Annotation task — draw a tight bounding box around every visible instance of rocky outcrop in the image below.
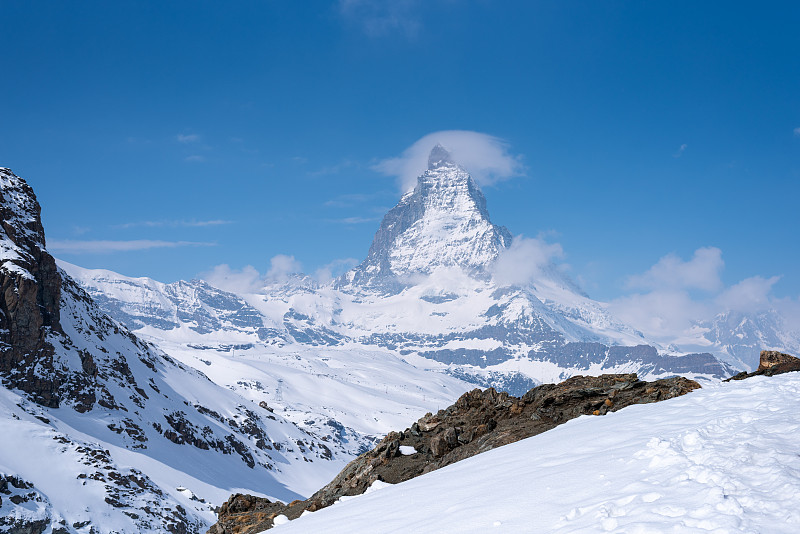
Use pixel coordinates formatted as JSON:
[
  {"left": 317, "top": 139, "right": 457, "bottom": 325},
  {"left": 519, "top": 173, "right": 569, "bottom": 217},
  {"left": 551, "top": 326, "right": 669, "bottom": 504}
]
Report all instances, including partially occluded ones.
[
  {"left": 0, "top": 168, "right": 63, "bottom": 407},
  {"left": 208, "top": 373, "right": 700, "bottom": 534},
  {"left": 725, "top": 350, "right": 800, "bottom": 381}
]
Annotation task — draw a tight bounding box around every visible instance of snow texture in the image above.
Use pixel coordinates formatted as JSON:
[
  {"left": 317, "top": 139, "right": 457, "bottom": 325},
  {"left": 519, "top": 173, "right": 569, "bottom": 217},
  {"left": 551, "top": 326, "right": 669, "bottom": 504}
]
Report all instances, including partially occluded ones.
[{"left": 266, "top": 373, "right": 800, "bottom": 533}]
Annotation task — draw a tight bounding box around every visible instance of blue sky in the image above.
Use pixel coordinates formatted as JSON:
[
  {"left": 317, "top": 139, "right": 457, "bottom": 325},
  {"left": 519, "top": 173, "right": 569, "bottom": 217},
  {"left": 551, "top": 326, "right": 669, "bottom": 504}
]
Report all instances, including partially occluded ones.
[{"left": 1, "top": 1, "right": 798, "bottom": 316}]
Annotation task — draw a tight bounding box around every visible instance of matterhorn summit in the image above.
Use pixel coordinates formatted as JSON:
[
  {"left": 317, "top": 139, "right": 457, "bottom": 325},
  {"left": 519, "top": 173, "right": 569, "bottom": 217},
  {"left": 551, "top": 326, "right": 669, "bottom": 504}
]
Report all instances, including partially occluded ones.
[{"left": 342, "top": 145, "right": 512, "bottom": 291}]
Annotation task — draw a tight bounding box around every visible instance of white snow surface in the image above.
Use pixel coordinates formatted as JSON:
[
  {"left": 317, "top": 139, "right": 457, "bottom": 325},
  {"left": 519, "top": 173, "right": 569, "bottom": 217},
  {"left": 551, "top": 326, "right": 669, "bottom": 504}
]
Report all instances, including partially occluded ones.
[
  {"left": 0, "top": 270, "right": 350, "bottom": 532},
  {"left": 386, "top": 162, "right": 507, "bottom": 276},
  {"left": 269, "top": 373, "right": 800, "bottom": 533}
]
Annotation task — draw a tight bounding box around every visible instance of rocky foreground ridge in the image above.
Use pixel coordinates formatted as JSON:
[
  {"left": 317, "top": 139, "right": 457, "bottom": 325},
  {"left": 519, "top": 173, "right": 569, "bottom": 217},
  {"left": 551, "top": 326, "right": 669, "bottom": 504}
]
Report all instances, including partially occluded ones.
[
  {"left": 209, "top": 372, "right": 703, "bottom": 534},
  {"left": 211, "top": 349, "right": 800, "bottom": 534}
]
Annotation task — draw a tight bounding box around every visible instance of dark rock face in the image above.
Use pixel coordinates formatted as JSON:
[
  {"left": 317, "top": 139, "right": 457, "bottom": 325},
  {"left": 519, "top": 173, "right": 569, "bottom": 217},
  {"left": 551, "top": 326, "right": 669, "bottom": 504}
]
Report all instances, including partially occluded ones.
[
  {"left": 0, "top": 168, "right": 63, "bottom": 407},
  {"left": 725, "top": 350, "right": 800, "bottom": 381},
  {"left": 208, "top": 373, "right": 700, "bottom": 534}
]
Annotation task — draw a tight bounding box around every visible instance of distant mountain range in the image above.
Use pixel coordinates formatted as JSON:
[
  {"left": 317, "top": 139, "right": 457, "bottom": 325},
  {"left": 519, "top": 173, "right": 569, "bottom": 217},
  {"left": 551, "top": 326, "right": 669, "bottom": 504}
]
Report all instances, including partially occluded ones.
[
  {"left": 65, "top": 146, "right": 797, "bottom": 402},
  {"left": 1, "top": 148, "right": 798, "bottom": 532}
]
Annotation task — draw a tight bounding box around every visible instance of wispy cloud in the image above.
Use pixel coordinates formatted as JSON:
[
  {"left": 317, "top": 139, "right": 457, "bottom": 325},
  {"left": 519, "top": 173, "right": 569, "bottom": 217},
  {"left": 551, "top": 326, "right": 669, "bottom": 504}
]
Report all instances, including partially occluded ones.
[
  {"left": 339, "top": 0, "right": 422, "bottom": 39},
  {"left": 309, "top": 159, "right": 358, "bottom": 177},
  {"left": 201, "top": 255, "right": 358, "bottom": 292},
  {"left": 325, "top": 193, "right": 374, "bottom": 208},
  {"left": 71, "top": 225, "right": 91, "bottom": 236},
  {"left": 115, "top": 219, "right": 233, "bottom": 229},
  {"left": 375, "top": 130, "right": 525, "bottom": 192},
  {"left": 626, "top": 247, "right": 724, "bottom": 293},
  {"left": 185, "top": 155, "right": 205, "bottom": 163},
  {"left": 326, "top": 216, "right": 379, "bottom": 224},
  {"left": 609, "top": 248, "right": 799, "bottom": 356},
  {"left": 673, "top": 143, "right": 687, "bottom": 158},
  {"left": 201, "top": 255, "right": 303, "bottom": 293},
  {"left": 315, "top": 258, "right": 358, "bottom": 283},
  {"left": 491, "top": 236, "right": 564, "bottom": 287},
  {"left": 201, "top": 264, "right": 264, "bottom": 294},
  {"left": 794, "top": 127, "right": 800, "bottom": 136},
  {"left": 49, "top": 240, "right": 216, "bottom": 254},
  {"left": 177, "top": 133, "right": 200, "bottom": 143}
]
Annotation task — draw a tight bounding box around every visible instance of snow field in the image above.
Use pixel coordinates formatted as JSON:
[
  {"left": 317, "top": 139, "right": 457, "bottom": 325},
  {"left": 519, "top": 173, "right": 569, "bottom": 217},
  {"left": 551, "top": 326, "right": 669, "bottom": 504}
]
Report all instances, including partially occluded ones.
[{"left": 268, "top": 374, "right": 800, "bottom": 533}]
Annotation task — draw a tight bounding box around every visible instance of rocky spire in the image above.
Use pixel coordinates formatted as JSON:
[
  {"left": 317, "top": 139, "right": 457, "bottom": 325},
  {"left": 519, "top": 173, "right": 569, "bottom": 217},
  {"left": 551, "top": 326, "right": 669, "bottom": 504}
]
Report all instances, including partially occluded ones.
[
  {"left": 427, "top": 143, "right": 454, "bottom": 169},
  {"left": 340, "top": 146, "right": 512, "bottom": 292}
]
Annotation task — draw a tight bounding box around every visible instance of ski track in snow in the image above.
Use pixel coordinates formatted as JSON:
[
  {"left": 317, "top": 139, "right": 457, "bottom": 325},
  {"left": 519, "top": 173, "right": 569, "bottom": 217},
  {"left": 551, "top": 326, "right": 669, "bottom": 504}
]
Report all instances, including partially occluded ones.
[{"left": 268, "top": 374, "right": 800, "bottom": 533}]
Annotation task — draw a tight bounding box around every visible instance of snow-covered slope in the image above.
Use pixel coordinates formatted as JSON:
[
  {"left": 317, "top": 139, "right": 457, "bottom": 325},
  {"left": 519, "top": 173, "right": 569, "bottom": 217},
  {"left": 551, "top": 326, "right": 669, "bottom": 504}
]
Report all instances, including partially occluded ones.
[
  {"left": 60, "top": 260, "right": 472, "bottom": 458},
  {"left": 268, "top": 372, "right": 800, "bottom": 533},
  {"left": 0, "top": 168, "right": 351, "bottom": 533}
]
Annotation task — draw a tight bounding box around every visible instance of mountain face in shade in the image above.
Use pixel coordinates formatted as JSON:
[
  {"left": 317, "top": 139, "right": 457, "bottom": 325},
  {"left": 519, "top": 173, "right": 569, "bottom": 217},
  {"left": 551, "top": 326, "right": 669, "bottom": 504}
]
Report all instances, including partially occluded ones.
[
  {"left": 0, "top": 168, "right": 63, "bottom": 407},
  {"left": 340, "top": 145, "right": 512, "bottom": 291}
]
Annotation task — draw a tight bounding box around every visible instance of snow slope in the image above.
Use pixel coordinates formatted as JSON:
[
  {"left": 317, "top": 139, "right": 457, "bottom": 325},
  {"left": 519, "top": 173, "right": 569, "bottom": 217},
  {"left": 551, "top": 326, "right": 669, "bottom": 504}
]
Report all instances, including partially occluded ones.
[{"left": 269, "top": 372, "right": 800, "bottom": 533}]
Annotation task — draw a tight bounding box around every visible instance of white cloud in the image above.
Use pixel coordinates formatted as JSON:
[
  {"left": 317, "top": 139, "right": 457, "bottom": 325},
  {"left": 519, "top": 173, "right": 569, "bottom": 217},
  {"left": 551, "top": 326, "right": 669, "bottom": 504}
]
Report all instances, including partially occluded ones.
[
  {"left": 185, "top": 155, "right": 205, "bottom": 163},
  {"left": 673, "top": 143, "right": 687, "bottom": 158},
  {"left": 608, "top": 290, "right": 710, "bottom": 341},
  {"left": 716, "top": 275, "right": 781, "bottom": 313},
  {"left": 610, "top": 247, "right": 798, "bottom": 347},
  {"left": 314, "top": 258, "right": 359, "bottom": 284},
  {"left": 265, "top": 254, "right": 303, "bottom": 283},
  {"left": 626, "top": 247, "right": 724, "bottom": 292},
  {"left": 774, "top": 297, "right": 800, "bottom": 326},
  {"left": 48, "top": 240, "right": 215, "bottom": 254},
  {"left": 177, "top": 134, "right": 200, "bottom": 143},
  {"left": 374, "top": 130, "right": 525, "bottom": 192},
  {"left": 201, "top": 264, "right": 264, "bottom": 294},
  {"left": 491, "top": 236, "right": 564, "bottom": 287},
  {"left": 794, "top": 127, "right": 800, "bottom": 136},
  {"left": 116, "top": 219, "right": 233, "bottom": 229},
  {"left": 202, "top": 255, "right": 357, "bottom": 292}
]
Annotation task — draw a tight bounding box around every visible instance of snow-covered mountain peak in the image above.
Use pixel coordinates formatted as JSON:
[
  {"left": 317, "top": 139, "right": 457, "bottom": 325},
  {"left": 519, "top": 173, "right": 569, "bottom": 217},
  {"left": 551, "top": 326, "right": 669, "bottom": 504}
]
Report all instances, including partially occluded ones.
[
  {"left": 427, "top": 143, "right": 455, "bottom": 169},
  {"left": 341, "top": 146, "right": 512, "bottom": 292}
]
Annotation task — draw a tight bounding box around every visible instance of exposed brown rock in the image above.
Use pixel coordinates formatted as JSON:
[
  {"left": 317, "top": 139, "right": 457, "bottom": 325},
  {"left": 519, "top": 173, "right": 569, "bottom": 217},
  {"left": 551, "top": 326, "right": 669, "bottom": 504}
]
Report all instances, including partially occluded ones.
[
  {"left": 725, "top": 350, "right": 800, "bottom": 381},
  {"left": 0, "top": 168, "right": 63, "bottom": 407},
  {"left": 757, "top": 350, "right": 799, "bottom": 372},
  {"left": 208, "top": 373, "right": 700, "bottom": 534}
]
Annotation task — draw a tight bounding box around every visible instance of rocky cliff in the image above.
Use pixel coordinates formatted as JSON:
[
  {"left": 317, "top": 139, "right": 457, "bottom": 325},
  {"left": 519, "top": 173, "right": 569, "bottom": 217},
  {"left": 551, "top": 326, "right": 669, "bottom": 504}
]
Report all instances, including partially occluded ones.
[
  {"left": 0, "top": 168, "right": 63, "bottom": 407},
  {"left": 208, "top": 372, "right": 701, "bottom": 534}
]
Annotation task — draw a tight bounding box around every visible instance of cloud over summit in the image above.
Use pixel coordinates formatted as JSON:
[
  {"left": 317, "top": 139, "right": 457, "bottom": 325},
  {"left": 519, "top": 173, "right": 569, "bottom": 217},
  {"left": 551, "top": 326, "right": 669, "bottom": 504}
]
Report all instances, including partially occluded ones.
[{"left": 374, "top": 130, "right": 525, "bottom": 192}]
